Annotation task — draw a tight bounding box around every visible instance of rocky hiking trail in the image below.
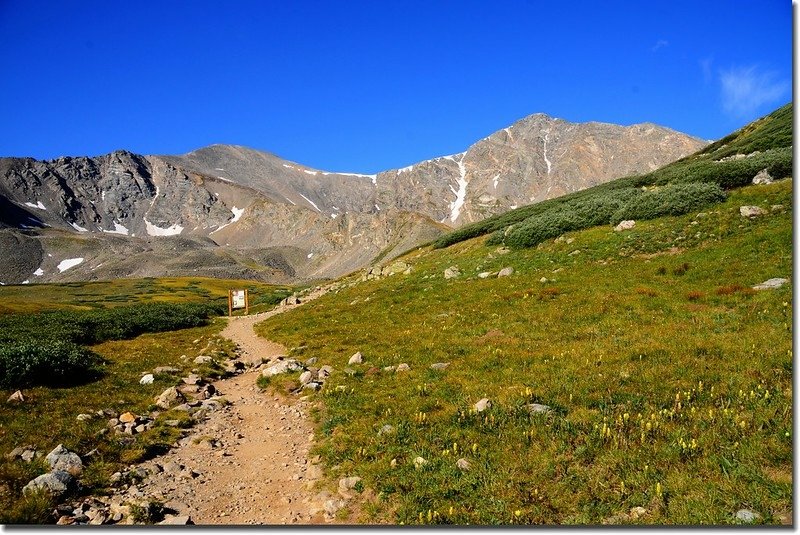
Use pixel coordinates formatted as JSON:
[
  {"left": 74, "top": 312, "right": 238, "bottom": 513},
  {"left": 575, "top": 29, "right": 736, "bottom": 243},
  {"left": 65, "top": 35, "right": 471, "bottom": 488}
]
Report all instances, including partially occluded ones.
[{"left": 132, "top": 286, "right": 352, "bottom": 525}]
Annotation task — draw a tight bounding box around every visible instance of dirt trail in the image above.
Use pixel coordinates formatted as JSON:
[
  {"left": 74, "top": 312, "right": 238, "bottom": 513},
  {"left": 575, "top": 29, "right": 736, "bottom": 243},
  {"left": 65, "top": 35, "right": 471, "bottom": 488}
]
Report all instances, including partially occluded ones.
[{"left": 135, "top": 288, "right": 339, "bottom": 525}]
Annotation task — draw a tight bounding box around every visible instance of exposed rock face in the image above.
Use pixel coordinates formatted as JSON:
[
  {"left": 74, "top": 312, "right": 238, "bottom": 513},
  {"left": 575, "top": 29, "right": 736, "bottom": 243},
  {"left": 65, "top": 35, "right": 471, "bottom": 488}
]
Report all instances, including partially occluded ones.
[{"left": 0, "top": 115, "right": 705, "bottom": 284}]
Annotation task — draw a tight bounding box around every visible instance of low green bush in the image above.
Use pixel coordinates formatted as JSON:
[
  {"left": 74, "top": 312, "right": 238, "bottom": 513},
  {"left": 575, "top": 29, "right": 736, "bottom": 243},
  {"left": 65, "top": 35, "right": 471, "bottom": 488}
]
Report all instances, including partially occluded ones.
[
  {"left": 0, "top": 340, "right": 105, "bottom": 389},
  {"left": 610, "top": 183, "right": 726, "bottom": 225}
]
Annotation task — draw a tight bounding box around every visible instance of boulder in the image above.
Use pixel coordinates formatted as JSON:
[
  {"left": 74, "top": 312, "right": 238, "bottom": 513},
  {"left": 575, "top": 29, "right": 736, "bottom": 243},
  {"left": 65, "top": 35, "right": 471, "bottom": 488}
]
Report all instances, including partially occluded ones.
[
  {"left": 497, "top": 267, "right": 514, "bottom": 277},
  {"left": 474, "top": 398, "right": 492, "bottom": 412},
  {"left": 526, "top": 403, "right": 552, "bottom": 414},
  {"left": 7, "top": 390, "right": 25, "bottom": 403},
  {"left": 154, "top": 387, "right": 185, "bottom": 409},
  {"left": 182, "top": 374, "right": 203, "bottom": 385},
  {"left": 348, "top": 352, "right": 363, "bottom": 365},
  {"left": 318, "top": 365, "right": 333, "bottom": 379},
  {"left": 119, "top": 412, "right": 137, "bottom": 424},
  {"left": 614, "top": 220, "right": 636, "bottom": 232},
  {"left": 752, "top": 169, "right": 773, "bottom": 185},
  {"left": 740, "top": 205, "right": 767, "bottom": 218},
  {"left": 444, "top": 266, "right": 461, "bottom": 279},
  {"left": 735, "top": 509, "right": 760, "bottom": 523},
  {"left": 752, "top": 278, "right": 788, "bottom": 290},
  {"left": 139, "top": 374, "right": 154, "bottom": 385},
  {"left": 23, "top": 470, "right": 77, "bottom": 498},
  {"left": 260, "top": 359, "right": 304, "bottom": 377}
]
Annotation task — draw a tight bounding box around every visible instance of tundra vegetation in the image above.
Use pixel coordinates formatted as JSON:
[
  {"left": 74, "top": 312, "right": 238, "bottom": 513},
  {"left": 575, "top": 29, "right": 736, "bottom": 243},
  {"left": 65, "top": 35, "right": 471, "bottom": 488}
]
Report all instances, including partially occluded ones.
[{"left": 0, "top": 278, "right": 290, "bottom": 523}]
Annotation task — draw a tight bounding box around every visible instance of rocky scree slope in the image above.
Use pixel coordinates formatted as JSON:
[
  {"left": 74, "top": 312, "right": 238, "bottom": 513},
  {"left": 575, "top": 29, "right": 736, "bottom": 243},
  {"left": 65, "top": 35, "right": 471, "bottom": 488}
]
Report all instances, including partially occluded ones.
[{"left": 0, "top": 114, "right": 704, "bottom": 284}]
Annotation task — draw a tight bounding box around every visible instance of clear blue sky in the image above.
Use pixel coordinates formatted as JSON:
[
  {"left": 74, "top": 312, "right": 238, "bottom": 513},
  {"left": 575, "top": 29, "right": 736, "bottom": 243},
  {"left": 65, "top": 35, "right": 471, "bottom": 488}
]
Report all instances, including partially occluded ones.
[{"left": 0, "top": 0, "right": 791, "bottom": 174}]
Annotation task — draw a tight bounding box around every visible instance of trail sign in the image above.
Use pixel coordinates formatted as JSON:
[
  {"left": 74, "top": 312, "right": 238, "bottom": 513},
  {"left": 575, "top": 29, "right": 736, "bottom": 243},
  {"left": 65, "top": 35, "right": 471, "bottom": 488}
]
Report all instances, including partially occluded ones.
[{"left": 228, "top": 289, "right": 249, "bottom": 316}]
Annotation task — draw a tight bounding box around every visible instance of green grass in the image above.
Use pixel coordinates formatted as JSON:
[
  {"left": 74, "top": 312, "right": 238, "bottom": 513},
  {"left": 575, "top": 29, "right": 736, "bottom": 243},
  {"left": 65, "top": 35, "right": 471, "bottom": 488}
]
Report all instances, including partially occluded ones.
[
  {"left": 0, "top": 276, "right": 292, "bottom": 523},
  {"left": 0, "top": 276, "right": 292, "bottom": 315},
  {"left": 254, "top": 179, "right": 792, "bottom": 525}
]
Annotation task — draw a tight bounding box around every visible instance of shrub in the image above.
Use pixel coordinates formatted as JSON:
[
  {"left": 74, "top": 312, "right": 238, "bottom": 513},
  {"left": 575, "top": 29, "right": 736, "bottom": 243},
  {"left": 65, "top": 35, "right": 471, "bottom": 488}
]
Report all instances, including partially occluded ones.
[
  {"left": 610, "top": 183, "right": 726, "bottom": 225},
  {"left": 0, "top": 340, "right": 105, "bottom": 389}
]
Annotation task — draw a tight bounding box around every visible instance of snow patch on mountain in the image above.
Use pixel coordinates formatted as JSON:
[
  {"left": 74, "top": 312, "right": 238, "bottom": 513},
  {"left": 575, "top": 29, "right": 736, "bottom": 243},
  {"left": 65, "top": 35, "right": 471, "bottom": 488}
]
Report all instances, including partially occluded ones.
[
  {"left": 144, "top": 218, "right": 184, "bottom": 236},
  {"left": 24, "top": 201, "right": 47, "bottom": 210},
  {"left": 298, "top": 193, "right": 321, "bottom": 212},
  {"left": 57, "top": 257, "right": 84, "bottom": 272},
  {"left": 103, "top": 221, "right": 130, "bottom": 235}
]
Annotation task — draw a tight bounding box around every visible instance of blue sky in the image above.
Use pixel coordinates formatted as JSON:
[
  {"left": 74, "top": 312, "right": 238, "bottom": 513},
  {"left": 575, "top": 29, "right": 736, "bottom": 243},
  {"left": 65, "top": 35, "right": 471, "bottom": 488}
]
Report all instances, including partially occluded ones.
[{"left": 0, "top": 0, "right": 791, "bottom": 174}]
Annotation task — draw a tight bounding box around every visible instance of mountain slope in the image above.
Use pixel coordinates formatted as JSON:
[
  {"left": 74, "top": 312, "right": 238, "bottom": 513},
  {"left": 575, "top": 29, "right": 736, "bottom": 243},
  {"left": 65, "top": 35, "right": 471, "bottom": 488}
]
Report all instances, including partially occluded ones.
[{"left": 0, "top": 113, "right": 706, "bottom": 284}]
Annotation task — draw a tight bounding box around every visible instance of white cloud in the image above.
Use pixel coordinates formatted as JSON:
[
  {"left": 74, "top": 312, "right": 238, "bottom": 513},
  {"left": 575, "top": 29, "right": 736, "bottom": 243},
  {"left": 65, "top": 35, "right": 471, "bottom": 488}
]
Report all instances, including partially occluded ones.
[
  {"left": 651, "top": 39, "right": 669, "bottom": 52},
  {"left": 719, "top": 65, "right": 789, "bottom": 117}
]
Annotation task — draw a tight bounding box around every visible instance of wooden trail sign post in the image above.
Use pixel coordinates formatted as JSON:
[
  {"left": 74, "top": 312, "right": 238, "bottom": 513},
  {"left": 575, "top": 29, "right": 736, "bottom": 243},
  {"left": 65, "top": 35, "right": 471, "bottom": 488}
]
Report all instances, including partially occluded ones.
[{"left": 228, "top": 289, "right": 249, "bottom": 316}]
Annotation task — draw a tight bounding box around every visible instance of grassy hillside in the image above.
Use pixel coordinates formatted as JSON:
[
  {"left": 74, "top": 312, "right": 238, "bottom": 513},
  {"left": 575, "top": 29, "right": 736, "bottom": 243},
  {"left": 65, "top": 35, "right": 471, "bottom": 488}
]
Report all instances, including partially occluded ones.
[
  {"left": 433, "top": 102, "right": 792, "bottom": 250},
  {"left": 255, "top": 178, "right": 792, "bottom": 525}
]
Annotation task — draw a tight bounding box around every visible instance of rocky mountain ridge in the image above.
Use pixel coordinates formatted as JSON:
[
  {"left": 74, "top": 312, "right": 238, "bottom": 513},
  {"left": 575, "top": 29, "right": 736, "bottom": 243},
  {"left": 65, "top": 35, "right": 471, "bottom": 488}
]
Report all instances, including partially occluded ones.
[{"left": 0, "top": 113, "right": 707, "bottom": 284}]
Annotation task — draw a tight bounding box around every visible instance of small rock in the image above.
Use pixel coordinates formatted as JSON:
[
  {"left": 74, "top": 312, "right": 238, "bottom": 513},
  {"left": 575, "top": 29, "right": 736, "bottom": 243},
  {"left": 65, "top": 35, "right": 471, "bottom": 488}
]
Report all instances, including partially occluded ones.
[
  {"left": 771, "top": 204, "right": 785, "bottom": 212},
  {"left": 752, "top": 277, "right": 788, "bottom": 290},
  {"left": 740, "top": 205, "right": 767, "bottom": 218},
  {"left": 497, "top": 267, "right": 514, "bottom": 277},
  {"left": 395, "top": 363, "right": 410, "bottom": 372},
  {"left": 76, "top": 413, "right": 93, "bottom": 422},
  {"left": 154, "top": 387, "right": 185, "bottom": 410},
  {"left": 303, "top": 382, "right": 321, "bottom": 391},
  {"left": 323, "top": 498, "right": 345, "bottom": 516},
  {"left": 182, "top": 374, "right": 203, "bottom": 385},
  {"left": 568, "top": 249, "right": 581, "bottom": 256},
  {"left": 305, "top": 357, "right": 318, "bottom": 366},
  {"left": 751, "top": 168, "right": 773, "bottom": 185},
  {"left": 139, "top": 374, "right": 154, "bottom": 385},
  {"left": 413, "top": 456, "right": 428, "bottom": 469},
  {"left": 194, "top": 355, "right": 213, "bottom": 365},
  {"left": 7, "top": 390, "right": 24, "bottom": 403},
  {"left": 456, "top": 458, "right": 470, "bottom": 471},
  {"left": 539, "top": 277, "right": 549, "bottom": 283},
  {"left": 160, "top": 515, "right": 193, "bottom": 525},
  {"left": 377, "top": 424, "right": 395, "bottom": 436},
  {"left": 526, "top": 403, "right": 552, "bottom": 414},
  {"left": 348, "top": 352, "right": 363, "bottom": 365},
  {"left": 496, "top": 247, "right": 510, "bottom": 254},
  {"left": 383, "top": 366, "right": 396, "bottom": 372},
  {"left": 444, "top": 266, "right": 461, "bottom": 279},
  {"left": 260, "top": 359, "right": 304, "bottom": 377},
  {"left": 478, "top": 272, "right": 492, "bottom": 279},
  {"left": 629, "top": 506, "right": 647, "bottom": 519},
  {"left": 318, "top": 365, "right": 333, "bottom": 379},
  {"left": 430, "top": 362, "right": 450, "bottom": 370},
  {"left": 474, "top": 398, "right": 492, "bottom": 412},
  {"left": 735, "top": 509, "right": 760, "bottom": 523},
  {"left": 119, "top": 412, "right": 136, "bottom": 424},
  {"left": 614, "top": 220, "right": 636, "bottom": 232},
  {"left": 338, "top": 476, "right": 362, "bottom": 496},
  {"left": 23, "top": 470, "right": 76, "bottom": 498},
  {"left": 45, "top": 444, "right": 83, "bottom": 476},
  {"left": 299, "top": 370, "right": 316, "bottom": 385}
]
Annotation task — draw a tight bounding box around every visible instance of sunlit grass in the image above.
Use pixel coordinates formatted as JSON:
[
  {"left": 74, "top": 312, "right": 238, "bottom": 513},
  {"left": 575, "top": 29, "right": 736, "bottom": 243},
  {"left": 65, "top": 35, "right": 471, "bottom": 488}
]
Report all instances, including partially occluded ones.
[{"left": 254, "top": 179, "right": 792, "bottom": 525}]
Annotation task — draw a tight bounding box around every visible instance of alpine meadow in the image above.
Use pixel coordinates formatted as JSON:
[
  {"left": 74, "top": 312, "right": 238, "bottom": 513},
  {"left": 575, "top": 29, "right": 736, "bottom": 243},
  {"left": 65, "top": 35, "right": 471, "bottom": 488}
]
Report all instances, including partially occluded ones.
[{"left": 0, "top": 96, "right": 791, "bottom": 526}]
